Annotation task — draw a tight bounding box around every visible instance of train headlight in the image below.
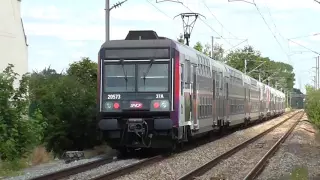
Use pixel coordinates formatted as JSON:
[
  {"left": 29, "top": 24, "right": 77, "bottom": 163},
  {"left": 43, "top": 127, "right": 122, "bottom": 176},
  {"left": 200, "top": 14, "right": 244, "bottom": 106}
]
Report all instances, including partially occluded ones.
[
  {"left": 104, "top": 101, "right": 120, "bottom": 110},
  {"left": 104, "top": 102, "right": 113, "bottom": 110},
  {"left": 151, "top": 100, "right": 169, "bottom": 111}
]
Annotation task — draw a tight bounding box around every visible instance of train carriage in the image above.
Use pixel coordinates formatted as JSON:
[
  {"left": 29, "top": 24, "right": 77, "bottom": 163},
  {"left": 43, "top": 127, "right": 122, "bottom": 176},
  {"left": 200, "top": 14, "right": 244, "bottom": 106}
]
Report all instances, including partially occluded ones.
[{"left": 97, "top": 30, "right": 285, "bottom": 153}]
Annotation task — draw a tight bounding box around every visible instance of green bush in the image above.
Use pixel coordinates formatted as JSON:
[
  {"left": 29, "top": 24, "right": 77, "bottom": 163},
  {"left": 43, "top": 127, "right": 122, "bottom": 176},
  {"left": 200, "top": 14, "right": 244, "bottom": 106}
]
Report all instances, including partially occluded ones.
[
  {"left": 28, "top": 58, "right": 101, "bottom": 157},
  {"left": 0, "top": 64, "right": 45, "bottom": 161},
  {"left": 304, "top": 85, "right": 320, "bottom": 129}
]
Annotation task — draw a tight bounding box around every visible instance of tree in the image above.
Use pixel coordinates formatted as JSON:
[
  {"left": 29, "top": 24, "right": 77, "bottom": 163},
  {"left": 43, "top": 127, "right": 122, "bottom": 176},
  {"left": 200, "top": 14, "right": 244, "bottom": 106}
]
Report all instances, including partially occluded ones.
[
  {"left": 177, "top": 34, "right": 184, "bottom": 44},
  {"left": 192, "top": 41, "right": 225, "bottom": 61},
  {"left": 212, "top": 44, "right": 224, "bottom": 61},
  {"left": 304, "top": 84, "right": 320, "bottom": 128},
  {"left": 203, "top": 43, "right": 211, "bottom": 56},
  {"left": 0, "top": 64, "right": 45, "bottom": 160},
  {"left": 225, "top": 45, "right": 295, "bottom": 91},
  {"left": 28, "top": 58, "right": 101, "bottom": 157},
  {"left": 193, "top": 41, "right": 203, "bottom": 52}
]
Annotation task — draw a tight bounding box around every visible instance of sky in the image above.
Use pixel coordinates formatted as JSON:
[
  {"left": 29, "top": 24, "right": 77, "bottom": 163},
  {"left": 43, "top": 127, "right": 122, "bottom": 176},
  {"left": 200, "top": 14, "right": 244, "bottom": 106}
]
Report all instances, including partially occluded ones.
[{"left": 21, "top": 0, "right": 320, "bottom": 93}]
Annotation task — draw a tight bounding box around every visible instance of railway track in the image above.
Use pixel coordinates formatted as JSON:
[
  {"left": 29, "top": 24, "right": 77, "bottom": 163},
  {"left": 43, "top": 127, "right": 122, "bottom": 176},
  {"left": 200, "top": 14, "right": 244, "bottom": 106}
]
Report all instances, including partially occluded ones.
[
  {"left": 89, "top": 155, "right": 165, "bottom": 180},
  {"left": 244, "top": 111, "right": 304, "bottom": 180},
  {"left": 27, "top": 111, "right": 293, "bottom": 180},
  {"left": 177, "top": 110, "right": 304, "bottom": 180},
  {"left": 30, "top": 157, "right": 116, "bottom": 180}
]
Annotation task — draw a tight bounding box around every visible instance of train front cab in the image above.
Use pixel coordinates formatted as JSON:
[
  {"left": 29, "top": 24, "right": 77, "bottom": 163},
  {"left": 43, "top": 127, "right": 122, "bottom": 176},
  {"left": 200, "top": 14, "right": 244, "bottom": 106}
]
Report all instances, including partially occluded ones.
[{"left": 97, "top": 41, "right": 181, "bottom": 151}]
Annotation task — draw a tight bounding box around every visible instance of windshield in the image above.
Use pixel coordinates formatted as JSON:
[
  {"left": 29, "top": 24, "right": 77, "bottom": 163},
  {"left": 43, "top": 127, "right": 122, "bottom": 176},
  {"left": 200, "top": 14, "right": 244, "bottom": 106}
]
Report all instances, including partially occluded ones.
[
  {"left": 138, "top": 63, "right": 169, "bottom": 92},
  {"left": 104, "top": 64, "right": 135, "bottom": 92},
  {"left": 103, "top": 62, "right": 169, "bottom": 92}
]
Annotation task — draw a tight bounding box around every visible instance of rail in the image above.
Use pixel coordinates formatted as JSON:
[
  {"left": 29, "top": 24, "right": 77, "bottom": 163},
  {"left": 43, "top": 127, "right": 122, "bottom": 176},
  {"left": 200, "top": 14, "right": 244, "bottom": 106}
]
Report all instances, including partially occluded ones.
[{"left": 177, "top": 110, "right": 302, "bottom": 180}]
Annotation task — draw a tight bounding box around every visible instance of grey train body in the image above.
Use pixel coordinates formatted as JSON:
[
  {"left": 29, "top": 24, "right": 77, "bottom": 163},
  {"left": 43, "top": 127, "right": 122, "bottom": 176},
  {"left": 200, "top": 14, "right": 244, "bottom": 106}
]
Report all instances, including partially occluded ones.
[{"left": 97, "top": 30, "right": 286, "bottom": 152}]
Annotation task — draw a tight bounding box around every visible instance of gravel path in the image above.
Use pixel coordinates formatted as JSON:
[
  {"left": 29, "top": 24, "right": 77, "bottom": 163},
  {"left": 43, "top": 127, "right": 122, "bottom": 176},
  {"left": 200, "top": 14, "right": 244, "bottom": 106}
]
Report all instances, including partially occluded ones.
[
  {"left": 113, "top": 112, "right": 297, "bottom": 180},
  {"left": 65, "top": 158, "right": 143, "bottom": 180},
  {"left": 198, "top": 113, "right": 300, "bottom": 180},
  {"left": 4, "top": 155, "right": 113, "bottom": 180},
  {"left": 257, "top": 113, "right": 320, "bottom": 180}
]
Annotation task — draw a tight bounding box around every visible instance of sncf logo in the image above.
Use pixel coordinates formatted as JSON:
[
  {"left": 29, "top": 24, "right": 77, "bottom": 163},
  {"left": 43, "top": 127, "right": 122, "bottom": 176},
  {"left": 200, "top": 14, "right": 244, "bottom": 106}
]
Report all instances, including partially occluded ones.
[{"left": 130, "top": 101, "right": 143, "bottom": 108}]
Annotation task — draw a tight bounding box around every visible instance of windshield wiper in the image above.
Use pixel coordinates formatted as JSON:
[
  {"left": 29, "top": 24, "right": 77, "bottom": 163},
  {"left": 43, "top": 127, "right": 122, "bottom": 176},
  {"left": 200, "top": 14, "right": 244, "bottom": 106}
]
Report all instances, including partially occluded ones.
[
  {"left": 120, "top": 59, "right": 128, "bottom": 90},
  {"left": 142, "top": 59, "right": 154, "bottom": 87}
]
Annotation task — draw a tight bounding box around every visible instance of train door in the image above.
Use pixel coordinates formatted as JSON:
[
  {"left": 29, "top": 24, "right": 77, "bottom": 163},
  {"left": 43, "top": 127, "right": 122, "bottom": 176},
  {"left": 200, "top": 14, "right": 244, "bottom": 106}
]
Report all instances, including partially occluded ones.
[
  {"left": 243, "top": 84, "right": 248, "bottom": 118},
  {"left": 219, "top": 72, "right": 224, "bottom": 120},
  {"left": 191, "top": 64, "right": 199, "bottom": 130},
  {"left": 212, "top": 70, "right": 216, "bottom": 124},
  {"left": 225, "top": 76, "right": 229, "bottom": 121},
  {"left": 179, "top": 63, "right": 185, "bottom": 126},
  {"left": 216, "top": 71, "right": 222, "bottom": 121}
]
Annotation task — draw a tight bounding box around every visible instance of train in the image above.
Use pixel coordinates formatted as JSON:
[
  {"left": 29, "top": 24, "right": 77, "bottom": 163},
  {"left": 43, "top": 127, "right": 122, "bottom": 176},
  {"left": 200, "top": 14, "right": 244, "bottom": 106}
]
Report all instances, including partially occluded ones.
[{"left": 97, "top": 30, "right": 286, "bottom": 155}]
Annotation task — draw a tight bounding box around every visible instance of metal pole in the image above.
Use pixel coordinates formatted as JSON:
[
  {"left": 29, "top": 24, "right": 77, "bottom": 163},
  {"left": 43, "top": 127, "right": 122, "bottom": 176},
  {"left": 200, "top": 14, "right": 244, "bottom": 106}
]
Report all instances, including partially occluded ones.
[
  {"left": 105, "top": 0, "right": 110, "bottom": 41},
  {"left": 211, "top": 36, "right": 214, "bottom": 59},
  {"left": 259, "top": 73, "right": 261, "bottom": 82}
]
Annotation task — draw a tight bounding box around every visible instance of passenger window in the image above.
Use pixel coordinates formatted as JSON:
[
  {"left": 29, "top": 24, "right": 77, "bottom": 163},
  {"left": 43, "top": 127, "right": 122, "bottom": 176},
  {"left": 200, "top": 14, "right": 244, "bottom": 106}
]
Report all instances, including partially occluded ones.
[{"left": 186, "top": 60, "right": 191, "bottom": 83}]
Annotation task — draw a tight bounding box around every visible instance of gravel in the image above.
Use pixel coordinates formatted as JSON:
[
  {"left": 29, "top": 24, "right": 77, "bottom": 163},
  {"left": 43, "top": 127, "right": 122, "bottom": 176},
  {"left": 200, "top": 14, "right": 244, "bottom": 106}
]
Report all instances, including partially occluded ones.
[
  {"left": 66, "top": 158, "right": 143, "bottom": 180},
  {"left": 257, "top": 113, "right": 320, "bottom": 180},
  {"left": 198, "top": 113, "right": 299, "bottom": 180},
  {"left": 4, "top": 155, "right": 113, "bottom": 180},
  {"left": 112, "top": 112, "right": 297, "bottom": 180}
]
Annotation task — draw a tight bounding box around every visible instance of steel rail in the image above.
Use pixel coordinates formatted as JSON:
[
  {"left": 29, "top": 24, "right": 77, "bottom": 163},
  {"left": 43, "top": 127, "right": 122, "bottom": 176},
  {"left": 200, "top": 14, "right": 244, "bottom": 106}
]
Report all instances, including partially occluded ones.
[
  {"left": 90, "top": 155, "right": 165, "bottom": 180},
  {"left": 30, "top": 157, "right": 115, "bottom": 180},
  {"left": 243, "top": 111, "right": 304, "bottom": 179},
  {"left": 177, "top": 110, "right": 302, "bottom": 180}
]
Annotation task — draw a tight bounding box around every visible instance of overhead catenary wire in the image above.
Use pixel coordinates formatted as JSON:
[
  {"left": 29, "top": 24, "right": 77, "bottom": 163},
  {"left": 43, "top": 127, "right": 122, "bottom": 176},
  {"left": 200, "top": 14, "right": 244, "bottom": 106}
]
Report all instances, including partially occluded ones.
[
  {"left": 289, "top": 33, "right": 320, "bottom": 40},
  {"left": 288, "top": 39, "right": 320, "bottom": 55},
  {"left": 202, "top": 1, "right": 239, "bottom": 39},
  {"left": 265, "top": 6, "right": 287, "bottom": 44},
  {"left": 146, "top": 0, "right": 172, "bottom": 19},
  {"left": 251, "top": 0, "right": 291, "bottom": 63},
  {"left": 148, "top": 0, "right": 247, "bottom": 49},
  {"left": 179, "top": 3, "right": 235, "bottom": 47}
]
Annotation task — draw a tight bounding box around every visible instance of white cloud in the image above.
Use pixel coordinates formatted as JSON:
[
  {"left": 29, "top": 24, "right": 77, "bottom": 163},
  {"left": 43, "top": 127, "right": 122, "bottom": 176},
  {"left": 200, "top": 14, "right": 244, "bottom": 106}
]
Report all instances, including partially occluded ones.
[
  {"left": 24, "top": 22, "right": 135, "bottom": 40},
  {"left": 110, "top": 3, "right": 175, "bottom": 21},
  {"left": 309, "top": 33, "right": 320, "bottom": 41},
  {"left": 256, "top": 0, "right": 320, "bottom": 10},
  {"left": 22, "top": 5, "right": 62, "bottom": 20},
  {"left": 288, "top": 39, "right": 308, "bottom": 49},
  {"left": 67, "top": 41, "right": 86, "bottom": 48},
  {"left": 37, "top": 50, "right": 54, "bottom": 56},
  {"left": 71, "top": 52, "right": 86, "bottom": 60}
]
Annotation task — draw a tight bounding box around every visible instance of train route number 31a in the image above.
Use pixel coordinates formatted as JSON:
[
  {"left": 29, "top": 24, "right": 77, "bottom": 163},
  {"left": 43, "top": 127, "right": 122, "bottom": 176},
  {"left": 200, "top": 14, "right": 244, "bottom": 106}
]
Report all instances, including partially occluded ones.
[{"left": 156, "top": 94, "right": 164, "bottom": 99}]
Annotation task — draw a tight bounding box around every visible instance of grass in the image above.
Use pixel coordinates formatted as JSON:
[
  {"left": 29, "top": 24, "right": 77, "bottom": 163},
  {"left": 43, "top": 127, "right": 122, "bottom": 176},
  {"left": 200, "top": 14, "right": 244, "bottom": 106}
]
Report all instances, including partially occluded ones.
[
  {"left": 0, "top": 145, "right": 53, "bottom": 178},
  {"left": 83, "top": 144, "right": 116, "bottom": 158},
  {"left": 290, "top": 167, "right": 308, "bottom": 180},
  {"left": 0, "top": 159, "right": 28, "bottom": 177}
]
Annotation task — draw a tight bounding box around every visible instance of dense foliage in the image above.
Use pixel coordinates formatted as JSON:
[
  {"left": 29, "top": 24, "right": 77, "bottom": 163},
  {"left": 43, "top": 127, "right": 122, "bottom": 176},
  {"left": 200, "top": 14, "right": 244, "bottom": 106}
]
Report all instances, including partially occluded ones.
[
  {"left": 28, "top": 58, "right": 100, "bottom": 156},
  {"left": 0, "top": 57, "right": 101, "bottom": 162},
  {"left": 0, "top": 64, "right": 46, "bottom": 161},
  {"left": 304, "top": 85, "right": 320, "bottom": 129}
]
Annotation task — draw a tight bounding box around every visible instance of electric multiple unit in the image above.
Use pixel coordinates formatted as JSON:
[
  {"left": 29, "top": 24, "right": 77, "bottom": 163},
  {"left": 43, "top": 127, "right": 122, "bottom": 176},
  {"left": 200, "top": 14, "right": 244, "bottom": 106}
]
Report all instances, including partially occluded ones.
[{"left": 97, "top": 30, "right": 285, "bottom": 154}]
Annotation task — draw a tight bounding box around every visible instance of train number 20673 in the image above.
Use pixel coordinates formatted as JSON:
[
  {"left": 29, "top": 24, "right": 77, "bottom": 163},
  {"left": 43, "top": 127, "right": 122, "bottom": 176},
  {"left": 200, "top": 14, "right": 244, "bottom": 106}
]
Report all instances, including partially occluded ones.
[{"left": 107, "top": 94, "right": 121, "bottom": 99}]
